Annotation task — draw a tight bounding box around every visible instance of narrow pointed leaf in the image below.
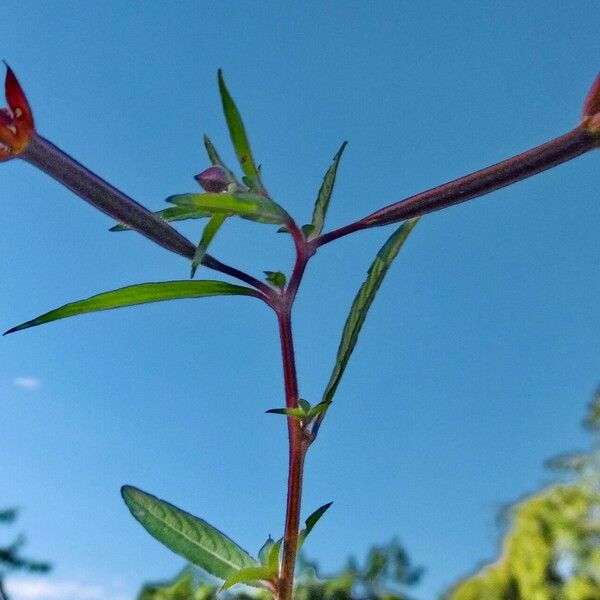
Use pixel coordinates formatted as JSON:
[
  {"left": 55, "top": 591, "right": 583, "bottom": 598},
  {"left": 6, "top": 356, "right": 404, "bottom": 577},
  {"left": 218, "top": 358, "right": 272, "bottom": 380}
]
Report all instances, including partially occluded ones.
[
  {"left": 304, "top": 502, "right": 333, "bottom": 537},
  {"left": 167, "top": 193, "right": 289, "bottom": 225},
  {"left": 220, "top": 566, "right": 274, "bottom": 591},
  {"left": 265, "top": 407, "right": 306, "bottom": 418},
  {"left": 191, "top": 214, "right": 228, "bottom": 278},
  {"left": 321, "top": 218, "right": 419, "bottom": 405},
  {"left": 258, "top": 537, "right": 274, "bottom": 566},
  {"left": 5, "top": 281, "right": 257, "bottom": 334},
  {"left": 309, "top": 142, "right": 347, "bottom": 238},
  {"left": 122, "top": 486, "right": 258, "bottom": 581},
  {"left": 203, "top": 134, "right": 240, "bottom": 186},
  {"left": 217, "top": 70, "right": 264, "bottom": 192},
  {"left": 110, "top": 206, "right": 212, "bottom": 231}
]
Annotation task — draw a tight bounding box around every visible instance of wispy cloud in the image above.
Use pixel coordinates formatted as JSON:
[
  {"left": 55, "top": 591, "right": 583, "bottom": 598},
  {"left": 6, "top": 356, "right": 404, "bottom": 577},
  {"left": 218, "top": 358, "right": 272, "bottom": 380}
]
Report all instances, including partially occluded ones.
[
  {"left": 6, "top": 579, "right": 130, "bottom": 600},
  {"left": 13, "top": 376, "right": 41, "bottom": 390}
]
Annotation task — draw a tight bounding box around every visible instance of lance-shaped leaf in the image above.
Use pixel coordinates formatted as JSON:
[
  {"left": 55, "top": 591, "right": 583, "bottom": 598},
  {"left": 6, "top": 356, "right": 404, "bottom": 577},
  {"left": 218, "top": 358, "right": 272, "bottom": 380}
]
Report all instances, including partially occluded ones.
[
  {"left": 321, "top": 218, "right": 419, "bottom": 406},
  {"left": 167, "top": 193, "right": 289, "bottom": 225},
  {"left": 310, "top": 142, "right": 347, "bottom": 238},
  {"left": 217, "top": 70, "right": 264, "bottom": 193},
  {"left": 110, "top": 206, "right": 212, "bottom": 231},
  {"left": 299, "top": 502, "right": 333, "bottom": 547},
  {"left": 220, "top": 566, "right": 275, "bottom": 591},
  {"left": 191, "top": 214, "right": 228, "bottom": 278},
  {"left": 265, "top": 407, "right": 306, "bottom": 419},
  {"left": 203, "top": 134, "right": 240, "bottom": 186},
  {"left": 5, "top": 281, "right": 257, "bottom": 334},
  {"left": 122, "top": 486, "right": 258, "bottom": 582}
]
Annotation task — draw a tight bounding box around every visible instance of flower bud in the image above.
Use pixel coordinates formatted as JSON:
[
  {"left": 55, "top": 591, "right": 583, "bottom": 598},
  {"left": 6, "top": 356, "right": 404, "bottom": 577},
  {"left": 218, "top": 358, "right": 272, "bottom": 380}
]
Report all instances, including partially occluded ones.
[{"left": 194, "top": 165, "right": 230, "bottom": 193}]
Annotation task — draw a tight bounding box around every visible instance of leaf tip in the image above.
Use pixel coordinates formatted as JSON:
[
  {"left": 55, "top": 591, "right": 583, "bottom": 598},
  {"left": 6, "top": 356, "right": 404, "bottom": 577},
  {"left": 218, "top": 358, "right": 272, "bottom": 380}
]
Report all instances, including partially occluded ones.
[{"left": 4, "top": 323, "right": 24, "bottom": 335}]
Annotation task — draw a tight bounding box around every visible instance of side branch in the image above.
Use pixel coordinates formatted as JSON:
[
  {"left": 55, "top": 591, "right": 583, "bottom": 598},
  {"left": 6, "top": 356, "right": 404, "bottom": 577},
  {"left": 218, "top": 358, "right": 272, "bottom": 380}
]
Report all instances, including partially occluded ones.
[
  {"left": 20, "top": 134, "right": 275, "bottom": 299},
  {"left": 315, "top": 125, "right": 598, "bottom": 248}
]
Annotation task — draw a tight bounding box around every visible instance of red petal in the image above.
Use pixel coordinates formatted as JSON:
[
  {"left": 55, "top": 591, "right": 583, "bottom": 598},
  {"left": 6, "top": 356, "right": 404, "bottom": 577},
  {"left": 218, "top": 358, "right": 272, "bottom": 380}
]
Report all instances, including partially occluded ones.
[{"left": 4, "top": 64, "right": 34, "bottom": 131}]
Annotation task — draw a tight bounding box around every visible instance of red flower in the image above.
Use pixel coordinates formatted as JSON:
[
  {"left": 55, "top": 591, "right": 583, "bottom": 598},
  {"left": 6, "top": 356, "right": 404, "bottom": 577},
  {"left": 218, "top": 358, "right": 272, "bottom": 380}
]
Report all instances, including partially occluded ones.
[{"left": 0, "top": 65, "right": 34, "bottom": 161}]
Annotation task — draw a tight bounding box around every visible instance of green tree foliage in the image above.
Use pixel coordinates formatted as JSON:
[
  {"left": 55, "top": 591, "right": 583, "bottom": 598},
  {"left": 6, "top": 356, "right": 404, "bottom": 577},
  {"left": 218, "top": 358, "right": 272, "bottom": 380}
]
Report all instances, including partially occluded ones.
[
  {"left": 137, "top": 539, "right": 422, "bottom": 600},
  {"left": 0, "top": 508, "right": 51, "bottom": 600},
  {"left": 444, "top": 389, "right": 600, "bottom": 600}
]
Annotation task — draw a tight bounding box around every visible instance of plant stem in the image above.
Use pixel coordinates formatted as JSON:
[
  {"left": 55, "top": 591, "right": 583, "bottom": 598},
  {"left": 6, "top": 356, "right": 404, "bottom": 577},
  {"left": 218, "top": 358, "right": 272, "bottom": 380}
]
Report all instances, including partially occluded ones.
[
  {"left": 276, "top": 222, "right": 313, "bottom": 600},
  {"left": 276, "top": 308, "right": 308, "bottom": 600},
  {"left": 19, "top": 133, "right": 276, "bottom": 300},
  {"left": 314, "top": 125, "right": 598, "bottom": 248}
]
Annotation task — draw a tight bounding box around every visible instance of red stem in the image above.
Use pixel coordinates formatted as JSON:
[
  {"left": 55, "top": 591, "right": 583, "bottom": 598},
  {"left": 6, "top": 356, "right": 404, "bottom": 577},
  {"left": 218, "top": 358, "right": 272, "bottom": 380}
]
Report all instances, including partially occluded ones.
[
  {"left": 314, "top": 125, "right": 597, "bottom": 248},
  {"left": 20, "top": 133, "right": 276, "bottom": 301},
  {"left": 276, "top": 308, "right": 308, "bottom": 600}
]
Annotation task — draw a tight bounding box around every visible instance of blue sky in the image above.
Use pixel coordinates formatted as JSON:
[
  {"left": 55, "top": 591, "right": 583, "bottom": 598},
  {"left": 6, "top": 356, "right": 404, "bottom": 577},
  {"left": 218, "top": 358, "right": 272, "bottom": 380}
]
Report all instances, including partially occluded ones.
[{"left": 1, "top": 2, "right": 599, "bottom": 599}]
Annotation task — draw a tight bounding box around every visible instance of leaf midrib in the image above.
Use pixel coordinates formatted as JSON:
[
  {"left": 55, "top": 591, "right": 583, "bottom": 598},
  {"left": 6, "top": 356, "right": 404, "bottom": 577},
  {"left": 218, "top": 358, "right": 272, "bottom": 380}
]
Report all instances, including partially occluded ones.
[{"left": 136, "top": 500, "right": 253, "bottom": 572}]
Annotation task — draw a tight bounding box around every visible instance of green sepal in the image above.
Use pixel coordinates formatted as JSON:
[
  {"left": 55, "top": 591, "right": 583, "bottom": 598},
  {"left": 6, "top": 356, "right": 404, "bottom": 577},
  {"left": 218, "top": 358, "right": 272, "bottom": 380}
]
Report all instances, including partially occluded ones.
[
  {"left": 4, "top": 281, "right": 257, "bottom": 335},
  {"left": 309, "top": 141, "right": 348, "bottom": 238},
  {"left": 191, "top": 214, "right": 228, "bottom": 278},
  {"left": 217, "top": 70, "right": 264, "bottom": 193},
  {"left": 277, "top": 226, "right": 290, "bottom": 234},
  {"left": 166, "top": 193, "right": 289, "bottom": 225},
  {"left": 220, "top": 566, "right": 274, "bottom": 591},
  {"left": 121, "top": 486, "right": 258, "bottom": 582},
  {"left": 264, "top": 271, "right": 286, "bottom": 289},
  {"left": 110, "top": 206, "right": 212, "bottom": 232}
]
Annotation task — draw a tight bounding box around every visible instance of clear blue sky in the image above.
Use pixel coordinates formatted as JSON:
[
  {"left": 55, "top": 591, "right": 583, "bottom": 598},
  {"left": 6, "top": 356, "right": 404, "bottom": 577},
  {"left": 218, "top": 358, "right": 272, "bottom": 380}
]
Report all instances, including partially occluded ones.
[{"left": 1, "top": 2, "right": 599, "bottom": 600}]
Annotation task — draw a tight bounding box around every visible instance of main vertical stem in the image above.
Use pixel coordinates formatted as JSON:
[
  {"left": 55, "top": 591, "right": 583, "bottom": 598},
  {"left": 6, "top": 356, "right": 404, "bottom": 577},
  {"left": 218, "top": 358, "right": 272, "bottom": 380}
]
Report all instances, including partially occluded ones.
[{"left": 277, "top": 308, "right": 308, "bottom": 600}]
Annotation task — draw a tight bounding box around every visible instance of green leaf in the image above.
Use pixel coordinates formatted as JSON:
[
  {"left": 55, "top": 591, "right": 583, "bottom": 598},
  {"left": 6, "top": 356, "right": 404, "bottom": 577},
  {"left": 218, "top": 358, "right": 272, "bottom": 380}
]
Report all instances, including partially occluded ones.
[
  {"left": 220, "top": 566, "right": 274, "bottom": 591},
  {"left": 299, "top": 398, "right": 311, "bottom": 413},
  {"left": 264, "top": 271, "right": 286, "bottom": 289},
  {"left": 217, "top": 70, "right": 263, "bottom": 193},
  {"left": 321, "top": 218, "right": 419, "bottom": 405},
  {"left": 5, "top": 281, "right": 257, "bottom": 335},
  {"left": 167, "top": 193, "right": 289, "bottom": 225},
  {"left": 301, "top": 224, "right": 316, "bottom": 237},
  {"left": 258, "top": 536, "right": 274, "bottom": 566},
  {"left": 203, "top": 134, "right": 240, "bottom": 186},
  {"left": 191, "top": 214, "right": 228, "bottom": 278},
  {"left": 299, "top": 502, "right": 333, "bottom": 547},
  {"left": 110, "top": 206, "right": 212, "bottom": 231},
  {"left": 309, "top": 142, "right": 347, "bottom": 238},
  {"left": 265, "top": 407, "right": 306, "bottom": 419},
  {"left": 121, "top": 486, "right": 258, "bottom": 581},
  {"left": 304, "top": 502, "right": 333, "bottom": 537},
  {"left": 267, "top": 537, "right": 282, "bottom": 573},
  {"left": 307, "top": 400, "right": 331, "bottom": 420}
]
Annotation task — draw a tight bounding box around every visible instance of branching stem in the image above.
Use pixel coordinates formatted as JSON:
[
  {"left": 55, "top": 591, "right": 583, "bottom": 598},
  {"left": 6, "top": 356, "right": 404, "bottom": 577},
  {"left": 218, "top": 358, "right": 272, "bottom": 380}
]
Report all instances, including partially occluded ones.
[
  {"left": 273, "top": 120, "right": 598, "bottom": 600},
  {"left": 19, "top": 133, "right": 276, "bottom": 301},
  {"left": 313, "top": 125, "right": 598, "bottom": 248}
]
